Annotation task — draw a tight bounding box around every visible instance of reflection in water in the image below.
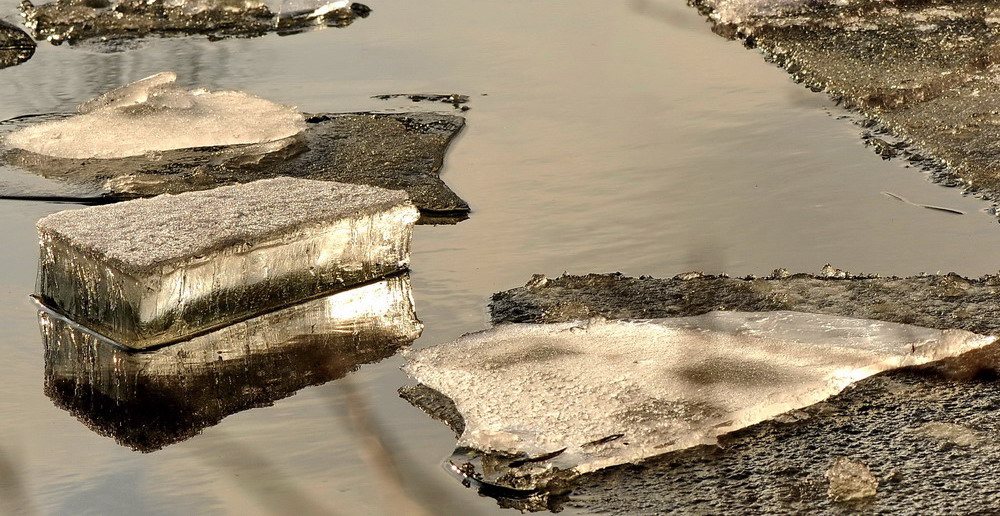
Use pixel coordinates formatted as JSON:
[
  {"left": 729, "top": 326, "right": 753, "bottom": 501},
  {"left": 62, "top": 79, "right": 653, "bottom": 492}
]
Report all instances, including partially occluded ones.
[
  {"left": 40, "top": 275, "right": 421, "bottom": 452},
  {"left": 0, "top": 20, "right": 35, "bottom": 70}
]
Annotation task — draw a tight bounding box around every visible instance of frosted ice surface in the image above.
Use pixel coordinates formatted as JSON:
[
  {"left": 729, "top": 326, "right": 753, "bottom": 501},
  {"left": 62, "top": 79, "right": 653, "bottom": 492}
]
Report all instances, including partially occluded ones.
[
  {"left": 703, "top": 0, "right": 815, "bottom": 24},
  {"left": 37, "top": 177, "right": 419, "bottom": 348},
  {"left": 826, "top": 457, "right": 878, "bottom": 501},
  {"left": 5, "top": 72, "right": 305, "bottom": 159},
  {"left": 275, "top": 0, "right": 349, "bottom": 17},
  {"left": 404, "top": 311, "right": 995, "bottom": 477},
  {"left": 39, "top": 177, "right": 412, "bottom": 270}
]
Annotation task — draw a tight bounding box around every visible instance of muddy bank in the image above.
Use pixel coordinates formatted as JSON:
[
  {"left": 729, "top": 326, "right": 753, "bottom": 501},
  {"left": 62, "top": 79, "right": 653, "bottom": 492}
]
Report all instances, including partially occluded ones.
[
  {"left": 406, "top": 271, "right": 1000, "bottom": 512},
  {"left": 693, "top": 0, "right": 1000, "bottom": 203},
  {"left": 0, "top": 20, "right": 35, "bottom": 69},
  {"left": 0, "top": 111, "right": 469, "bottom": 222},
  {"left": 20, "top": 0, "right": 370, "bottom": 45}
]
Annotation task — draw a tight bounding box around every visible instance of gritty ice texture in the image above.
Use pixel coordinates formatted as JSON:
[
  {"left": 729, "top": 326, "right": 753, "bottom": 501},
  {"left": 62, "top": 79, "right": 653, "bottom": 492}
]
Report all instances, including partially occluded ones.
[
  {"left": 703, "top": 0, "right": 813, "bottom": 24},
  {"left": 826, "top": 457, "right": 878, "bottom": 502},
  {"left": 5, "top": 72, "right": 305, "bottom": 159},
  {"left": 404, "top": 311, "right": 995, "bottom": 480},
  {"left": 41, "top": 275, "right": 421, "bottom": 451},
  {"left": 37, "top": 177, "right": 418, "bottom": 349}
]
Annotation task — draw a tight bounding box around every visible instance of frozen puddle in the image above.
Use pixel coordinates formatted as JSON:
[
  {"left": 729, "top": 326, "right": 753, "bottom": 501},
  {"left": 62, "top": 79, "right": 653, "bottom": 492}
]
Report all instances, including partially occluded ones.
[
  {"left": 37, "top": 177, "right": 418, "bottom": 349},
  {"left": 42, "top": 275, "right": 421, "bottom": 451},
  {"left": 404, "top": 311, "right": 995, "bottom": 490},
  {"left": 6, "top": 72, "right": 305, "bottom": 159}
]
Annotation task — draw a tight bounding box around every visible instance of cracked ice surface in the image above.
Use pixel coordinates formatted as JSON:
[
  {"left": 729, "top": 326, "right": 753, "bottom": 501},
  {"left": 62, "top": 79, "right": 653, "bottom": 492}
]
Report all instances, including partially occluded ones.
[
  {"left": 404, "top": 311, "right": 995, "bottom": 478},
  {"left": 4, "top": 72, "right": 305, "bottom": 159}
]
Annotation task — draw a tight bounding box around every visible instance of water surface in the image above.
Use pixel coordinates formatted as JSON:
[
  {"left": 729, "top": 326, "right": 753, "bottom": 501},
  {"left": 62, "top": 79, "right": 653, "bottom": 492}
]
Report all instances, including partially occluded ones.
[{"left": 1, "top": 0, "right": 999, "bottom": 514}]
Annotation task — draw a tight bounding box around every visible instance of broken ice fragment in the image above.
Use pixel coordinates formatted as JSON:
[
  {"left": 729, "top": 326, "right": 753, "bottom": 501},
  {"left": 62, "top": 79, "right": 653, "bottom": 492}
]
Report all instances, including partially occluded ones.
[
  {"left": 0, "top": 111, "right": 469, "bottom": 219},
  {"left": 826, "top": 457, "right": 878, "bottom": 502},
  {"left": 36, "top": 177, "right": 418, "bottom": 349},
  {"left": 41, "top": 275, "right": 421, "bottom": 451},
  {"left": 5, "top": 72, "right": 305, "bottom": 160},
  {"left": 404, "top": 311, "right": 995, "bottom": 488}
]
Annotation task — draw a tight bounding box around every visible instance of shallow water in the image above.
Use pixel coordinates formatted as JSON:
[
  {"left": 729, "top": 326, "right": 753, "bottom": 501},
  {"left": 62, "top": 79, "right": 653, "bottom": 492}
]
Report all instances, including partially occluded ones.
[{"left": 1, "top": 0, "right": 999, "bottom": 514}]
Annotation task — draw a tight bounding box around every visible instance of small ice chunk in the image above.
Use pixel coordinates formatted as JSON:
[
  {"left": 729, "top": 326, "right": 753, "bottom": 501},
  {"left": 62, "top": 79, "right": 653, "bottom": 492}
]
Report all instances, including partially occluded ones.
[
  {"left": 704, "top": 0, "right": 813, "bottom": 24},
  {"left": 404, "top": 311, "right": 995, "bottom": 482},
  {"left": 5, "top": 72, "right": 305, "bottom": 159},
  {"left": 826, "top": 457, "right": 878, "bottom": 502},
  {"left": 914, "top": 422, "right": 984, "bottom": 447},
  {"left": 276, "top": 0, "right": 349, "bottom": 17},
  {"left": 36, "top": 177, "right": 418, "bottom": 349},
  {"left": 42, "top": 275, "right": 421, "bottom": 451}
]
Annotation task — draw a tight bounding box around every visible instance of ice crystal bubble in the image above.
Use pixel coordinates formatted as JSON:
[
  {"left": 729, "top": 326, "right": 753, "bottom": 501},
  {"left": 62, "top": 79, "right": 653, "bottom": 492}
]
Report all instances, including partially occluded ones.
[
  {"left": 5, "top": 72, "right": 305, "bottom": 160},
  {"left": 827, "top": 457, "right": 878, "bottom": 502},
  {"left": 404, "top": 311, "right": 995, "bottom": 484},
  {"left": 36, "top": 177, "right": 418, "bottom": 349}
]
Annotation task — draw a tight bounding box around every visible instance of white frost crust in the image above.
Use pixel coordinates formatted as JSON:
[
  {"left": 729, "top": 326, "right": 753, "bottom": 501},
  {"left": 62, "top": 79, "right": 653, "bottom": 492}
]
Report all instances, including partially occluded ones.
[
  {"left": 404, "top": 311, "right": 995, "bottom": 475},
  {"left": 5, "top": 72, "right": 305, "bottom": 159}
]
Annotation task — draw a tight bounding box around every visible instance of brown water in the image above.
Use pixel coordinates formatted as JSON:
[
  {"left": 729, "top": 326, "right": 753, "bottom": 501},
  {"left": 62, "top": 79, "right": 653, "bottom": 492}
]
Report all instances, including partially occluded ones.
[{"left": 2, "top": 0, "right": 1000, "bottom": 514}]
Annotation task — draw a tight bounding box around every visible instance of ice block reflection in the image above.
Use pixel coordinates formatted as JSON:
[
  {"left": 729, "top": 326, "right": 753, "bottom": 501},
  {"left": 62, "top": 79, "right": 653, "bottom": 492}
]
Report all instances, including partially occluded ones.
[{"left": 41, "top": 275, "right": 421, "bottom": 452}]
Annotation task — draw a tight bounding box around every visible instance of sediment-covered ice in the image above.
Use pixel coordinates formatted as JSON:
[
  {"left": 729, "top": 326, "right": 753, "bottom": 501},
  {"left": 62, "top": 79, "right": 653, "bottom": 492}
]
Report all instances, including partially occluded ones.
[
  {"left": 41, "top": 275, "right": 422, "bottom": 451},
  {"left": 20, "top": 0, "right": 367, "bottom": 44},
  {"left": 404, "top": 311, "right": 995, "bottom": 483},
  {"left": 702, "top": 0, "right": 815, "bottom": 24},
  {"left": 37, "top": 177, "right": 418, "bottom": 349},
  {"left": 5, "top": 72, "right": 305, "bottom": 159}
]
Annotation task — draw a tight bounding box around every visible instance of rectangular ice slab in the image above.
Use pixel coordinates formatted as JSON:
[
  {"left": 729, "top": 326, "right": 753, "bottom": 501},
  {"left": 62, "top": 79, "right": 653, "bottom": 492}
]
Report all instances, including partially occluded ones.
[
  {"left": 37, "top": 177, "right": 418, "bottom": 349},
  {"left": 404, "top": 311, "right": 996, "bottom": 489}
]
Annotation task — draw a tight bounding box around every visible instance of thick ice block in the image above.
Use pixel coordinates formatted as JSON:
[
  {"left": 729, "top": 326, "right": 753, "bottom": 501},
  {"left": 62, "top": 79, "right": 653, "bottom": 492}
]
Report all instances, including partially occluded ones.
[
  {"left": 41, "top": 275, "right": 421, "bottom": 451},
  {"left": 37, "top": 177, "right": 418, "bottom": 349},
  {"left": 403, "top": 311, "right": 995, "bottom": 489}
]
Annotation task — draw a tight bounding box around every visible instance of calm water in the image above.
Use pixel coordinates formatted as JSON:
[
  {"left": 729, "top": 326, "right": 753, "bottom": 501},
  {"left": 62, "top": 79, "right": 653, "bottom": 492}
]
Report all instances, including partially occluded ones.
[{"left": 2, "top": 0, "right": 1000, "bottom": 514}]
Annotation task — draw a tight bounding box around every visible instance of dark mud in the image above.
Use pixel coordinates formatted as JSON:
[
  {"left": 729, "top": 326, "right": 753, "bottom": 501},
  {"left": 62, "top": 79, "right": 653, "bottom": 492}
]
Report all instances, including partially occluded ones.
[
  {"left": 20, "top": 0, "right": 370, "bottom": 45},
  {"left": 695, "top": 0, "right": 1000, "bottom": 206},
  {"left": 0, "top": 19, "right": 35, "bottom": 68},
  {"left": 406, "top": 271, "right": 1000, "bottom": 513},
  {"left": 0, "top": 111, "right": 470, "bottom": 222}
]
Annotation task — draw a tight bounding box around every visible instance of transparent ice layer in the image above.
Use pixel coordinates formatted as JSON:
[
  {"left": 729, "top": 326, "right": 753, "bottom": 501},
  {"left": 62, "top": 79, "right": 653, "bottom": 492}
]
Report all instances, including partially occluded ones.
[
  {"left": 41, "top": 275, "right": 422, "bottom": 451},
  {"left": 5, "top": 72, "right": 305, "bottom": 159},
  {"left": 37, "top": 177, "right": 418, "bottom": 349},
  {"left": 404, "top": 311, "right": 995, "bottom": 484}
]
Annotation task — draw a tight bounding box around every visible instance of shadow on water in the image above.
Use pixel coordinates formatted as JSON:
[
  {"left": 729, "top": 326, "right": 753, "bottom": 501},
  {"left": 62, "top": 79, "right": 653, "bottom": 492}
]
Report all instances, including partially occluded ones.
[{"left": 40, "top": 275, "right": 422, "bottom": 452}]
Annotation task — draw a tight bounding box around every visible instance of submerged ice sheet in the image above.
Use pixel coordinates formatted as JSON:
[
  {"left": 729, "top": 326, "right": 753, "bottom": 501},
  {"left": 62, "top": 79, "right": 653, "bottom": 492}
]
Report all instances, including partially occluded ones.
[
  {"left": 404, "top": 311, "right": 995, "bottom": 488},
  {"left": 42, "top": 275, "right": 421, "bottom": 451},
  {"left": 5, "top": 72, "right": 304, "bottom": 159},
  {"left": 37, "top": 177, "right": 418, "bottom": 349}
]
